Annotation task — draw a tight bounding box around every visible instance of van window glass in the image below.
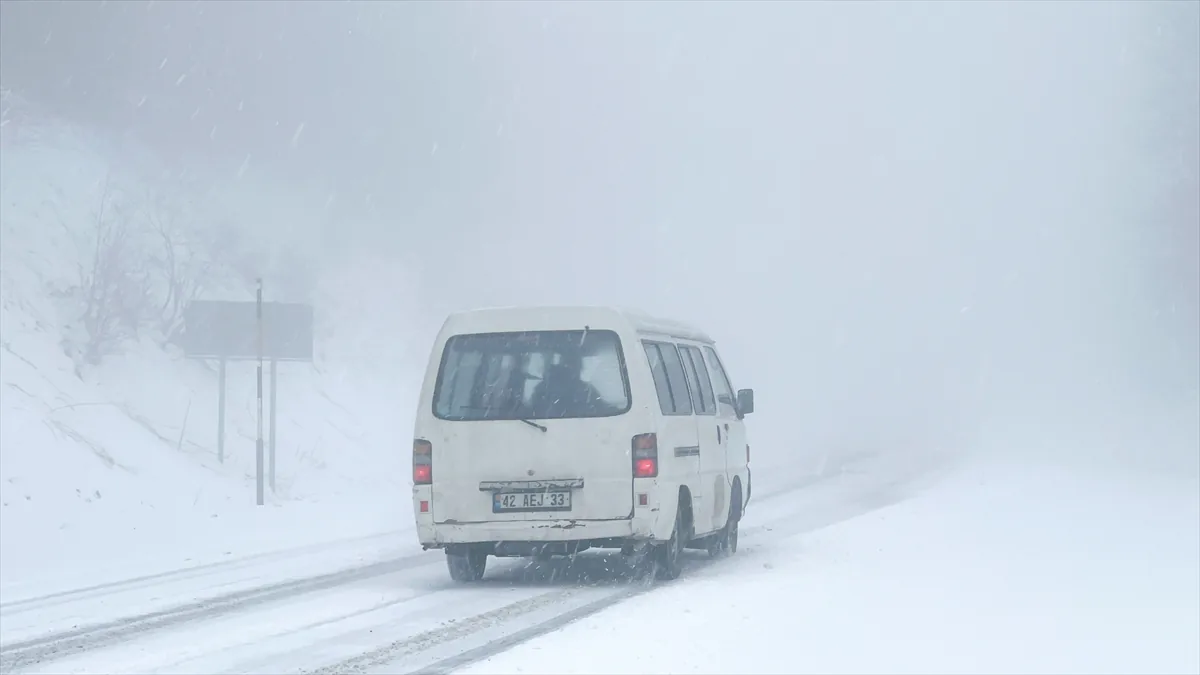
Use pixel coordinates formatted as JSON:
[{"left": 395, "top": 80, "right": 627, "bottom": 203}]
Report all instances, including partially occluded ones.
[
  {"left": 681, "top": 345, "right": 716, "bottom": 415},
  {"left": 658, "top": 342, "right": 694, "bottom": 415},
  {"left": 703, "top": 346, "right": 737, "bottom": 416},
  {"left": 642, "top": 342, "right": 677, "bottom": 415},
  {"left": 434, "top": 330, "right": 631, "bottom": 420},
  {"left": 676, "top": 344, "right": 707, "bottom": 415}
]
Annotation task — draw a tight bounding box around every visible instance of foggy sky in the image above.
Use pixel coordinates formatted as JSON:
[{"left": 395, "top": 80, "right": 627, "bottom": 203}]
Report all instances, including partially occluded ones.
[{"left": 2, "top": 0, "right": 1196, "bottom": 472}]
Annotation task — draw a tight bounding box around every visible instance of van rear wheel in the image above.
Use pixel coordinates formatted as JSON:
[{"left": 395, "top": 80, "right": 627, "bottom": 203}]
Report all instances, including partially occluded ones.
[
  {"left": 724, "top": 514, "right": 739, "bottom": 555},
  {"left": 654, "top": 508, "right": 687, "bottom": 581},
  {"left": 708, "top": 490, "right": 741, "bottom": 558},
  {"left": 446, "top": 548, "right": 488, "bottom": 582}
]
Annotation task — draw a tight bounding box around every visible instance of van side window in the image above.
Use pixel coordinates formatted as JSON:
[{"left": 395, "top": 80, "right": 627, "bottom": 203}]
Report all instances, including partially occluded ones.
[
  {"left": 680, "top": 345, "right": 716, "bottom": 415},
  {"left": 659, "top": 343, "right": 695, "bottom": 415},
  {"left": 703, "top": 346, "right": 737, "bottom": 417},
  {"left": 642, "top": 340, "right": 693, "bottom": 415},
  {"left": 643, "top": 342, "right": 675, "bottom": 415}
]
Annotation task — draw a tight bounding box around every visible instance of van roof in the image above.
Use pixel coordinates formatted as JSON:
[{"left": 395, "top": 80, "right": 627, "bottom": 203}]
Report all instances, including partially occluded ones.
[{"left": 443, "top": 305, "right": 714, "bottom": 345}]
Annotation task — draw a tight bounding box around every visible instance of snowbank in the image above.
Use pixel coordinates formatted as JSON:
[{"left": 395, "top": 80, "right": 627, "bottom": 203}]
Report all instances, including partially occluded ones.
[{"left": 462, "top": 460, "right": 1200, "bottom": 675}]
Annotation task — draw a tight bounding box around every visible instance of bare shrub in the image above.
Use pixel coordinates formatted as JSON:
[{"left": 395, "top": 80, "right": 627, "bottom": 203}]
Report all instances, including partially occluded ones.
[
  {"left": 58, "top": 170, "right": 260, "bottom": 368},
  {"left": 72, "top": 175, "right": 154, "bottom": 366},
  {"left": 142, "top": 185, "right": 215, "bottom": 343}
]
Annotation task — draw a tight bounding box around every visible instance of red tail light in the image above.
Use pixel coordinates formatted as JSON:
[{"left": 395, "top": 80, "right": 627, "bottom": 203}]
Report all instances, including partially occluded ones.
[
  {"left": 632, "top": 433, "right": 658, "bottom": 478},
  {"left": 413, "top": 439, "right": 432, "bottom": 485}
]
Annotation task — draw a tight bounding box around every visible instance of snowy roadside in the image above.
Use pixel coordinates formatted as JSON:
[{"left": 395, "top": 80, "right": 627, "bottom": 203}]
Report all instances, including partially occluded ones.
[
  {"left": 0, "top": 494, "right": 411, "bottom": 604},
  {"left": 0, "top": 447, "right": 871, "bottom": 604},
  {"left": 0, "top": 122, "right": 415, "bottom": 606},
  {"left": 0, "top": 446, "right": 938, "bottom": 675},
  {"left": 460, "top": 458, "right": 1200, "bottom": 675}
]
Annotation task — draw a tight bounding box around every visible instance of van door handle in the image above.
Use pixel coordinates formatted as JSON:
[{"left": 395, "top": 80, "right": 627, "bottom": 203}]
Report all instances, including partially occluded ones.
[{"left": 717, "top": 425, "right": 722, "bottom": 444}]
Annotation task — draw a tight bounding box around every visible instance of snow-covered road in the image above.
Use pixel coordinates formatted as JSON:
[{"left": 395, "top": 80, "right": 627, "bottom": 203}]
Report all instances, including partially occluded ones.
[
  {"left": 0, "top": 451, "right": 925, "bottom": 675},
  {"left": 465, "top": 459, "right": 1200, "bottom": 675},
  {"left": 9, "top": 448, "right": 1189, "bottom": 675}
]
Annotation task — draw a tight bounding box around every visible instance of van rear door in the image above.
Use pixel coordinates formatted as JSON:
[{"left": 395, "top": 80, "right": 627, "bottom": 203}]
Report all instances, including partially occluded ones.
[
  {"left": 429, "top": 419, "right": 633, "bottom": 523},
  {"left": 426, "top": 329, "right": 634, "bottom": 524}
]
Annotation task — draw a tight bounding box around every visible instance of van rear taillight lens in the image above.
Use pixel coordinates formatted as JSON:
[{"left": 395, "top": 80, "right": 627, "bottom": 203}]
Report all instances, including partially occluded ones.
[
  {"left": 632, "top": 433, "right": 658, "bottom": 478},
  {"left": 634, "top": 458, "right": 657, "bottom": 477},
  {"left": 413, "top": 439, "right": 432, "bottom": 485},
  {"left": 413, "top": 464, "right": 432, "bottom": 484}
]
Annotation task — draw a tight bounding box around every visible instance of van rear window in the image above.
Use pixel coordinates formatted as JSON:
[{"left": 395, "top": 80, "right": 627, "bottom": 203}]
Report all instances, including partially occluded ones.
[{"left": 433, "top": 330, "right": 631, "bottom": 421}]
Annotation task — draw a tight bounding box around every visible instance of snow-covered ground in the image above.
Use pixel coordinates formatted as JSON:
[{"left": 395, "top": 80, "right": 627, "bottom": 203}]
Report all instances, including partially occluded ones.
[
  {"left": 5, "top": 445, "right": 1192, "bottom": 675},
  {"left": 0, "top": 119, "right": 415, "bottom": 597},
  {"left": 1, "top": 110, "right": 1195, "bottom": 675},
  {"left": 0, "top": 451, "right": 925, "bottom": 674},
  {"left": 462, "top": 458, "right": 1200, "bottom": 675}
]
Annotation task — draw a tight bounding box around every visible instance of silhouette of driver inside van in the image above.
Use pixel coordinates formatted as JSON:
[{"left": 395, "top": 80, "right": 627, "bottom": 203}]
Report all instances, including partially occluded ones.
[{"left": 532, "top": 351, "right": 607, "bottom": 418}]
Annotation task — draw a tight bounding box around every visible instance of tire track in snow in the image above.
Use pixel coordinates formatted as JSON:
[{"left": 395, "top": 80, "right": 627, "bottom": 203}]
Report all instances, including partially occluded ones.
[
  {"left": 210, "top": 505, "right": 804, "bottom": 675},
  {"left": 304, "top": 586, "right": 601, "bottom": 675},
  {"left": 0, "top": 447, "right": 946, "bottom": 674},
  {"left": 0, "top": 553, "right": 438, "bottom": 674},
  {"left": 0, "top": 529, "right": 406, "bottom": 614},
  {"left": 400, "top": 523, "right": 808, "bottom": 675},
  {"left": 313, "top": 455, "right": 951, "bottom": 675},
  {"left": 1, "top": 447, "right": 873, "bottom": 663},
  {"left": 406, "top": 586, "right": 647, "bottom": 675}
]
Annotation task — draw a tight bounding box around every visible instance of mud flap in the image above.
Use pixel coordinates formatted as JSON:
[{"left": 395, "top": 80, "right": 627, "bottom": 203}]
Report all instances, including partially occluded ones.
[{"left": 623, "top": 541, "right": 656, "bottom": 582}]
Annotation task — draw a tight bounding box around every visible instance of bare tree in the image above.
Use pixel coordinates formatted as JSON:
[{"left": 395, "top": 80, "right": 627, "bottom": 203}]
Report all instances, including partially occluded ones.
[
  {"left": 73, "top": 175, "right": 154, "bottom": 366},
  {"left": 143, "top": 185, "right": 213, "bottom": 343}
]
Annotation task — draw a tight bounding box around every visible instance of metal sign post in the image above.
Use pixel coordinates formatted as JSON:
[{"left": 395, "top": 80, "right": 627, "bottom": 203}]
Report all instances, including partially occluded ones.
[
  {"left": 217, "top": 357, "right": 227, "bottom": 463},
  {"left": 181, "top": 295, "right": 314, "bottom": 506},
  {"left": 255, "top": 278, "right": 265, "bottom": 507},
  {"left": 270, "top": 358, "right": 278, "bottom": 492}
]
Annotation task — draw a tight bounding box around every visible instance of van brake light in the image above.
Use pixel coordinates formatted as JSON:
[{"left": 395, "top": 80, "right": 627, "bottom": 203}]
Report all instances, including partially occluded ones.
[
  {"left": 413, "top": 439, "right": 432, "bottom": 485},
  {"left": 632, "top": 433, "right": 658, "bottom": 478}
]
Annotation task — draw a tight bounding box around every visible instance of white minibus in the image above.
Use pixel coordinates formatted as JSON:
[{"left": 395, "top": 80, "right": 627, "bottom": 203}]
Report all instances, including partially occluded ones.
[{"left": 411, "top": 306, "right": 754, "bottom": 582}]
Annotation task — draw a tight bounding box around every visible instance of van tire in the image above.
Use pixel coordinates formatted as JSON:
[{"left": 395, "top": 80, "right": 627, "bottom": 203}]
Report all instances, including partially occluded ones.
[
  {"left": 654, "top": 504, "right": 688, "bottom": 581},
  {"left": 709, "top": 482, "right": 742, "bottom": 558},
  {"left": 622, "top": 542, "right": 654, "bottom": 581},
  {"left": 446, "top": 549, "right": 487, "bottom": 582}
]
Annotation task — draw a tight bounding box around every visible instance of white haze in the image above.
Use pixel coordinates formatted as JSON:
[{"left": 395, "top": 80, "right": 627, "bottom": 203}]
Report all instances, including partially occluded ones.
[{"left": 1, "top": 0, "right": 1196, "bottom": 478}]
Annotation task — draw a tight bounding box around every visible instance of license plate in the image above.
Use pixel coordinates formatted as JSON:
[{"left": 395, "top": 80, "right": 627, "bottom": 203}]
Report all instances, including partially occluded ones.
[{"left": 493, "top": 491, "right": 572, "bottom": 512}]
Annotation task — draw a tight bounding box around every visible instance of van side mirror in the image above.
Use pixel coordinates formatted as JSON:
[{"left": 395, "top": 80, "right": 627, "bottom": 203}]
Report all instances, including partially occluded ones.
[{"left": 736, "top": 388, "right": 754, "bottom": 416}]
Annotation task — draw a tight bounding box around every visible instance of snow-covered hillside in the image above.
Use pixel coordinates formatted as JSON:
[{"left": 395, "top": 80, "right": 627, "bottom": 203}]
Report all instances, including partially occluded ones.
[{"left": 0, "top": 117, "right": 420, "bottom": 594}]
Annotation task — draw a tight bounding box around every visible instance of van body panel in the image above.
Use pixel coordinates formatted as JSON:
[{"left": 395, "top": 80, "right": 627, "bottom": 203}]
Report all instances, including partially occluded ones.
[{"left": 704, "top": 345, "right": 750, "bottom": 523}]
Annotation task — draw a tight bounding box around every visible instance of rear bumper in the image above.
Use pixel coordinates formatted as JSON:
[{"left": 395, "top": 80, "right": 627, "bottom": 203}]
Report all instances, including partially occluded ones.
[
  {"left": 417, "top": 517, "right": 655, "bottom": 547},
  {"left": 412, "top": 478, "right": 680, "bottom": 547}
]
